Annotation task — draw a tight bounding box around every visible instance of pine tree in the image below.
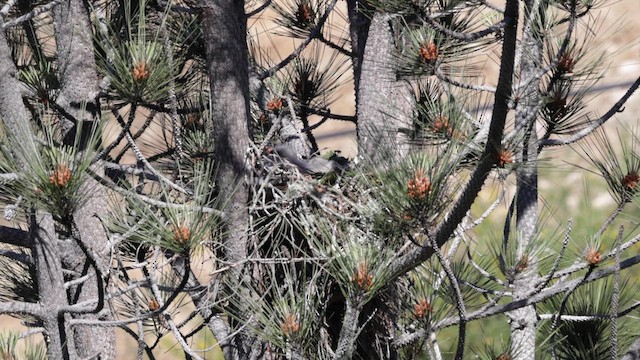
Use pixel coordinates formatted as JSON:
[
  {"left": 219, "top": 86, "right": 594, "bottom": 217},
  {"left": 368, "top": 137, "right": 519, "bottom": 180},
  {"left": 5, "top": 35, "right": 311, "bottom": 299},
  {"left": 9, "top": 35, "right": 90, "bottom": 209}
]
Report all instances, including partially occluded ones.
[{"left": 0, "top": 0, "right": 639, "bottom": 359}]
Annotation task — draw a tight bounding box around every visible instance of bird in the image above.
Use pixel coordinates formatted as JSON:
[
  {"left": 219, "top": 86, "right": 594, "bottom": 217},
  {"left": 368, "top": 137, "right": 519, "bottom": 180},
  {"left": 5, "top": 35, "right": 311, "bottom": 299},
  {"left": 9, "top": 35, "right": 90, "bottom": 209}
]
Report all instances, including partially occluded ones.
[{"left": 274, "top": 143, "right": 347, "bottom": 175}]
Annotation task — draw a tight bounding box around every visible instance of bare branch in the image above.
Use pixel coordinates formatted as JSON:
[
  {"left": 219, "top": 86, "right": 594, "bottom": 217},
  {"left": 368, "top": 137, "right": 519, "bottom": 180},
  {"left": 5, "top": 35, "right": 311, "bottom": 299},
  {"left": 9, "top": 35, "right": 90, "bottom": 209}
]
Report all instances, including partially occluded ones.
[
  {"left": 2, "top": 0, "right": 63, "bottom": 28},
  {"left": 0, "top": 249, "right": 32, "bottom": 264},
  {"left": 0, "top": 301, "right": 43, "bottom": 317},
  {"left": 246, "top": 0, "right": 272, "bottom": 18},
  {"left": 425, "top": 14, "right": 506, "bottom": 41},
  {"left": 434, "top": 253, "right": 640, "bottom": 330},
  {"left": 332, "top": 300, "right": 362, "bottom": 360},
  {"left": 531, "top": 219, "right": 571, "bottom": 294},
  {"left": 0, "top": 0, "right": 17, "bottom": 17},
  {"left": 0, "top": 173, "right": 18, "bottom": 181},
  {"left": 85, "top": 167, "right": 226, "bottom": 218}
]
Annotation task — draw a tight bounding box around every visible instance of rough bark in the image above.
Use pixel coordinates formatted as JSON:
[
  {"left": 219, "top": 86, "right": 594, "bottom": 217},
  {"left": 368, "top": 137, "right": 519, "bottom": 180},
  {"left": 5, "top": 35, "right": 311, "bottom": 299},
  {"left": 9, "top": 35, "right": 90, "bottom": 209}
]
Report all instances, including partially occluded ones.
[
  {"left": 0, "top": 22, "right": 29, "bottom": 145},
  {"left": 53, "top": 0, "right": 100, "bottom": 125},
  {"left": 333, "top": 300, "right": 361, "bottom": 360},
  {"left": 52, "top": 1, "right": 115, "bottom": 358},
  {"left": 354, "top": 12, "right": 427, "bottom": 359},
  {"left": 623, "top": 337, "right": 640, "bottom": 360},
  {"left": 199, "top": 1, "right": 252, "bottom": 358},
  {"left": 509, "top": 2, "right": 544, "bottom": 358},
  {"left": 0, "top": 27, "right": 71, "bottom": 360},
  {"left": 31, "top": 212, "right": 72, "bottom": 360},
  {"left": 346, "top": 0, "right": 371, "bottom": 109},
  {"left": 200, "top": 0, "right": 251, "bottom": 269},
  {"left": 356, "top": 13, "right": 412, "bottom": 161}
]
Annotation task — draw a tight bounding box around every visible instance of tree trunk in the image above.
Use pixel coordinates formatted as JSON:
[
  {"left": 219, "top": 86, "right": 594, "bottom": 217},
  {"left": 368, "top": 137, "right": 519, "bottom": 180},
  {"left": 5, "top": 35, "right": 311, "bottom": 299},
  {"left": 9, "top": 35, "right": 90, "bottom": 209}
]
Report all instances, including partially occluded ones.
[
  {"left": 0, "top": 27, "right": 72, "bottom": 360},
  {"left": 509, "top": 1, "right": 544, "bottom": 358},
  {"left": 357, "top": 12, "right": 412, "bottom": 161},
  {"left": 53, "top": 0, "right": 100, "bottom": 125},
  {"left": 31, "top": 212, "right": 73, "bottom": 360},
  {"left": 346, "top": 0, "right": 371, "bottom": 110},
  {"left": 199, "top": 1, "right": 253, "bottom": 358},
  {"left": 200, "top": 0, "right": 251, "bottom": 271},
  {"left": 354, "top": 12, "right": 416, "bottom": 359},
  {"left": 0, "top": 22, "right": 30, "bottom": 143},
  {"left": 52, "top": 1, "right": 115, "bottom": 358},
  {"left": 622, "top": 337, "right": 640, "bottom": 360}
]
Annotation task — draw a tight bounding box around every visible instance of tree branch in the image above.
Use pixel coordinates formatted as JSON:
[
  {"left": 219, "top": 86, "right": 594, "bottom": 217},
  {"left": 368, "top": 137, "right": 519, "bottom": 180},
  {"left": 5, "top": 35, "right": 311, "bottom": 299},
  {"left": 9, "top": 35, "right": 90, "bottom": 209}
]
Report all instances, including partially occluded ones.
[
  {"left": 0, "top": 225, "right": 31, "bottom": 247},
  {"left": 0, "top": 301, "right": 43, "bottom": 317},
  {"left": 541, "top": 75, "right": 640, "bottom": 147},
  {"left": 387, "top": 0, "right": 520, "bottom": 279},
  {"left": 258, "top": 0, "right": 338, "bottom": 80},
  {"left": 2, "top": 0, "right": 63, "bottom": 28},
  {"left": 435, "top": 253, "right": 640, "bottom": 329}
]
